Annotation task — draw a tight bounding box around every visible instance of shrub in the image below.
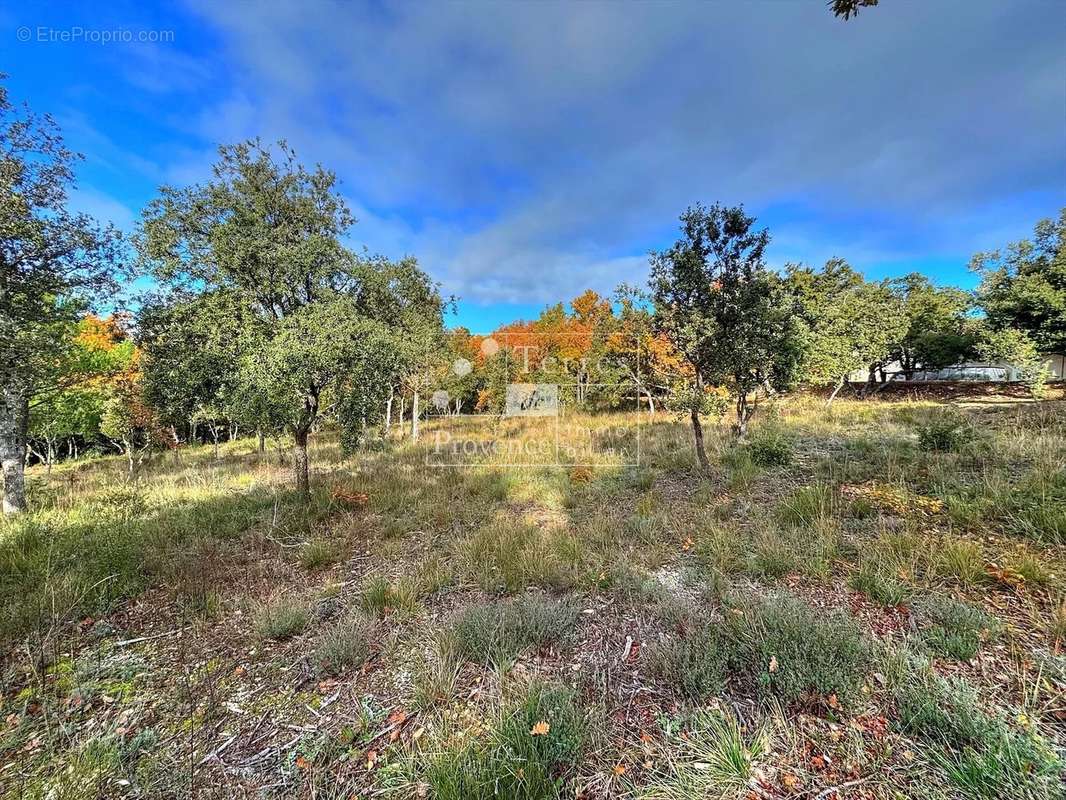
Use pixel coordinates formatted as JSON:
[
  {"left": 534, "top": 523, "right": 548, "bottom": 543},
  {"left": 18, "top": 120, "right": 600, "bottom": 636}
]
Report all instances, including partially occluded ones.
[
  {"left": 745, "top": 428, "right": 793, "bottom": 467},
  {"left": 451, "top": 594, "right": 577, "bottom": 668},
  {"left": 722, "top": 593, "right": 868, "bottom": 704},
  {"left": 254, "top": 598, "right": 310, "bottom": 640},
  {"left": 411, "top": 637, "right": 462, "bottom": 711},
  {"left": 916, "top": 411, "right": 975, "bottom": 453},
  {"left": 694, "top": 527, "right": 745, "bottom": 575},
  {"left": 648, "top": 627, "right": 727, "bottom": 700},
  {"left": 914, "top": 595, "right": 998, "bottom": 661},
  {"left": 313, "top": 618, "right": 370, "bottom": 676},
  {"left": 848, "top": 563, "right": 910, "bottom": 607}
]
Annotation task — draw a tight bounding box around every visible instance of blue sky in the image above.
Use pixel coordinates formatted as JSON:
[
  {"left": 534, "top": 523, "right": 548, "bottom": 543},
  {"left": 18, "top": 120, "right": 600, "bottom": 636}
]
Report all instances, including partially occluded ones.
[{"left": 4, "top": 0, "right": 1065, "bottom": 332}]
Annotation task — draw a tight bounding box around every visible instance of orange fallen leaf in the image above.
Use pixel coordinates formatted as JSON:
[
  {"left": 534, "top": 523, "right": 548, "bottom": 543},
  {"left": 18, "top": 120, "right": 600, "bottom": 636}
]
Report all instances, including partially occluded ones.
[
  {"left": 295, "top": 755, "right": 310, "bottom": 770},
  {"left": 613, "top": 763, "right": 626, "bottom": 776},
  {"left": 530, "top": 720, "right": 550, "bottom": 736},
  {"left": 827, "top": 693, "right": 840, "bottom": 709},
  {"left": 366, "top": 749, "right": 378, "bottom": 770}
]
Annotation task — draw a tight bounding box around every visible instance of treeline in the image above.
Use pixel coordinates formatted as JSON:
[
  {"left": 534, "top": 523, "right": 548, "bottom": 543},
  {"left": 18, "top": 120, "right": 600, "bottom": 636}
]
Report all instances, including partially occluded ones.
[{"left": 3, "top": 78, "right": 1064, "bottom": 512}]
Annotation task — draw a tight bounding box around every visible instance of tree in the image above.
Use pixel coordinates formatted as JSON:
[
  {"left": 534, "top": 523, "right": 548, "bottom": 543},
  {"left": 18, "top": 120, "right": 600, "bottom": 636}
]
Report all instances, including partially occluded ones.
[
  {"left": 787, "top": 259, "right": 907, "bottom": 405},
  {"left": 971, "top": 209, "right": 1066, "bottom": 355},
  {"left": 1, "top": 78, "right": 123, "bottom": 514},
  {"left": 139, "top": 140, "right": 441, "bottom": 500},
  {"left": 137, "top": 289, "right": 254, "bottom": 452},
  {"left": 887, "top": 273, "right": 976, "bottom": 380},
  {"left": 650, "top": 203, "right": 803, "bottom": 465},
  {"left": 830, "top": 0, "right": 879, "bottom": 20}
]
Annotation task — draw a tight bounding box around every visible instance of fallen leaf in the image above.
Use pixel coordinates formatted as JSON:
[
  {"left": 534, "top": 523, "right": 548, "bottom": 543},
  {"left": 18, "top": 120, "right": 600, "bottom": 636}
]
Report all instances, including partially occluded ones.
[
  {"left": 768, "top": 656, "right": 778, "bottom": 673},
  {"left": 530, "top": 720, "right": 550, "bottom": 736},
  {"left": 613, "top": 763, "right": 626, "bottom": 776},
  {"left": 295, "top": 755, "right": 310, "bottom": 770}
]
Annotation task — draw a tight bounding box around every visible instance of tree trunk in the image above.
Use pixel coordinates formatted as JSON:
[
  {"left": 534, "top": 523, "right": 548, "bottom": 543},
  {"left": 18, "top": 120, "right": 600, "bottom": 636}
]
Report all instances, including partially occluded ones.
[
  {"left": 411, "top": 392, "right": 420, "bottom": 441},
  {"left": 645, "top": 389, "right": 655, "bottom": 414},
  {"left": 689, "top": 405, "right": 709, "bottom": 470},
  {"left": 293, "top": 427, "right": 310, "bottom": 502},
  {"left": 826, "top": 377, "right": 845, "bottom": 408},
  {"left": 733, "top": 393, "right": 752, "bottom": 439},
  {"left": 257, "top": 429, "right": 266, "bottom": 454},
  {"left": 1, "top": 383, "right": 29, "bottom": 515},
  {"left": 384, "top": 393, "right": 393, "bottom": 435}
]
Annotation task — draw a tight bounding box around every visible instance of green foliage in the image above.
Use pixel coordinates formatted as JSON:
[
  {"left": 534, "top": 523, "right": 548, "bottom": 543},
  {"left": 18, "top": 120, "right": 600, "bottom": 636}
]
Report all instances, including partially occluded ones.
[
  {"left": 848, "top": 563, "right": 910, "bottom": 607},
  {"left": 649, "top": 203, "right": 804, "bottom": 438},
  {"left": 744, "top": 427, "right": 794, "bottom": 467},
  {"left": 971, "top": 208, "right": 1066, "bottom": 354},
  {"left": 653, "top": 593, "right": 868, "bottom": 705},
  {"left": 916, "top": 410, "right": 976, "bottom": 452},
  {"left": 786, "top": 259, "right": 908, "bottom": 396},
  {"left": 423, "top": 682, "right": 586, "bottom": 800},
  {"left": 299, "top": 538, "right": 341, "bottom": 570},
  {"left": 451, "top": 594, "right": 577, "bottom": 668},
  {"left": 892, "top": 661, "right": 1061, "bottom": 799},
  {"left": 722, "top": 593, "right": 868, "bottom": 704},
  {"left": 888, "top": 273, "right": 977, "bottom": 378},
  {"left": 648, "top": 626, "right": 726, "bottom": 700},
  {"left": 359, "top": 575, "right": 420, "bottom": 618},
  {"left": 643, "top": 709, "right": 769, "bottom": 798},
  {"left": 776, "top": 483, "right": 835, "bottom": 527}
]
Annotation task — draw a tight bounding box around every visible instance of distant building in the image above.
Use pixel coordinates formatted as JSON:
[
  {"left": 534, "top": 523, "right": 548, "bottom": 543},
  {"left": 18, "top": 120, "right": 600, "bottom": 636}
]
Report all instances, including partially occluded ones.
[{"left": 849, "top": 353, "right": 1065, "bottom": 383}]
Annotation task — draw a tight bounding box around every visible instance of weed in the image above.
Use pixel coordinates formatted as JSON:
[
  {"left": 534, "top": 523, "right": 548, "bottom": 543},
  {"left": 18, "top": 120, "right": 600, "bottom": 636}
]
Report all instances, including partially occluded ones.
[
  {"left": 313, "top": 617, "right": 371, "bottom": 675},
  {"left": 299, "top": 538, "right": 341, "bottom": 570},
  {"left": 749, "top": 532, "right": 796, "bottom": 580},
  {"left": 849, "top": 563, "right": 910, "bottom": 607},
  {"left": 932, "top": 539, "right": 985, "bottom": 585},
  {"left": 254, "top": 597, "right": 310, "bottom": 640},
  {"left": 776, "top": 483, "right": 835, "bottom": 528},
  {"left": 360, "top": 575, "right": 420, "bottom": 618},
  {"left": 411, "top": 636, "right": 462, "bottom": 711},
  {"left": 648, "top": 626, "right": 727, "bottom": 700},
  {"left": 916, "top": 410, "right": 976, "bottom": 452},
  {"left": 643, "top": 709, "right": 770, "bottom": 798},
  {"left": 745, "top": 427, "right": 794, "bottom": 467},
  {"left": 722, "top": 592, "right": 868, "bottom": 705},
  {"left": 451, "top": 594, "right": 577, "bottom": 667},
  {"left": 914, "top": 595, "right": 998, "bottom": 661}
]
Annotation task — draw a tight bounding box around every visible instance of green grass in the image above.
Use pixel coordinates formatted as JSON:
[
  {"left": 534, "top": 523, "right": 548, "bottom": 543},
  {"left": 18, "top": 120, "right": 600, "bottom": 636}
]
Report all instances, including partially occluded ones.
[
  {"left": 422, "top": 682, "right": 586, "bottom": 800},
  {"left": 849, "top": 562, "right": 910, "bottom": 606},
  {"left": 359, "top": 575, "right": 420, "bottom": 618},
  {"left": 776, "top": 482, "right": 835, "bottom": 528},
  {"left": 891, "top": 659, "right": 1061, "bottom": 799}
]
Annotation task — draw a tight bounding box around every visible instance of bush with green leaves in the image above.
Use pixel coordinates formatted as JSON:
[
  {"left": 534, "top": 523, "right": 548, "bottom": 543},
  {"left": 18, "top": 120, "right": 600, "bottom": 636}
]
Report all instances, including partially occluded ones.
[
  {"left": 723, "top": 593, "right": 868, "bottom": 704},
  {"left": 914, "top": 595, "right": 998, "bottom": 661},
  {"left": 451, "top": 594, "right": 577, "bottom": 668},
  {"left": 745, "top": 427, "right": 794, "bottom": 467},
  {"left": 916, "top": 411, "right": 975, "bottom": 452}
]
